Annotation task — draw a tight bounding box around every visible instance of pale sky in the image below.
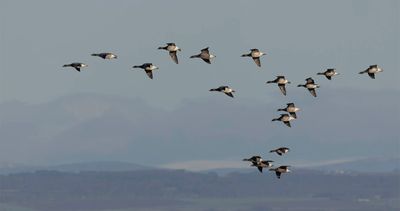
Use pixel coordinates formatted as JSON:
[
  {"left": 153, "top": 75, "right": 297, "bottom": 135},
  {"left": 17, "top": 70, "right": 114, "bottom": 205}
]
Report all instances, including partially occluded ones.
[{"left": 0, "top": 0, "right": 399, "bottom": 169}]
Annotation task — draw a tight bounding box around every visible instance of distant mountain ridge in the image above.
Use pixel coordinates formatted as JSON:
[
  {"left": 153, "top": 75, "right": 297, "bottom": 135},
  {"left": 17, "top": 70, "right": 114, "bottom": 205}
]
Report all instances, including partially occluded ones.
[
  {"left": 1, "top": 157, "right": 399, "bottom": 175},
  {"left": 0, "top": 161, "right": 153, "bottom": 174}
]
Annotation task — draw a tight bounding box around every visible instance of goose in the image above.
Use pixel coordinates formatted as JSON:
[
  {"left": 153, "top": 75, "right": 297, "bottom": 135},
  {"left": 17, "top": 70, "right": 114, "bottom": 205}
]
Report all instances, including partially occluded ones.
[
  {"left": 91, "top": 52, "right": 117, "bottom": 59},
  {"left": 297, "top": 77, "right": 320, "bottom": 97},
  {"left": 158, "top": 43, "right": 181, "bottom": 64},
  {"left": 272, "top": 114, "right": 295, "bottom": 127},
  {"left": 317, "top": 68, "right": 339, "bottom": 80},
  {"left": 277, "top": 103, "right": 299, "bottom": 118},
  {"left": 62, "top": 63, "right": 88, "bottom": 72},
  {"left": 266, "top": 76, "right": 291, "bottom": 96},
  {"left": 359, "top": 65, "right": 383, "bottom": 79},
  {"left": 269, "top": 165, "right": 291, "bottom": 179},
  {"left": 190, "top": 47, "right": 215, "bottom": 64},
  {"left": 243, "top": 155, "right": 262, "bottom": 165},
  {"left": 241, "top": 49, "right": 266, "bottom": 67},
  {"left": 209, "top": 86, "right": 235, "bottom": 98},
  {"left": 270, "top": 147, "right": 290, "bottom": 156},
  {"left": 132, "top": 63, "right": 159, "bottom": 79},
  {"left": 253, "top": 160, "right": 274, "bottom": 173}
]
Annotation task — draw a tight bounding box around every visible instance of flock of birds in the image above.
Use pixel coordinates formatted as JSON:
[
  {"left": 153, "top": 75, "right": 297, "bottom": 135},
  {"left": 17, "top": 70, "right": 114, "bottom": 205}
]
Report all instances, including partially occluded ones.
[{"left": 62, "top": 42, "right": 384, "bottom": 179}]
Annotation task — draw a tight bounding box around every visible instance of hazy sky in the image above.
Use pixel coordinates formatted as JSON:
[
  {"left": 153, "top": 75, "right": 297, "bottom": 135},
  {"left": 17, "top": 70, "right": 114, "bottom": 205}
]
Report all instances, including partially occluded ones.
[{"left": 0, "top": 0, "right": 399, "bottom": 169}]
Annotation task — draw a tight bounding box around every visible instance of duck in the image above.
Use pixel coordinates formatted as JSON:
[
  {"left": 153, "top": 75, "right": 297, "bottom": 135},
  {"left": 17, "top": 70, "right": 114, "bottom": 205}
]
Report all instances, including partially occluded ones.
[
  {"left": 317, "top": 68, "right": 339, "bottom": 80},
  {"left": 266, "top": 76, "right": 291, "bottom": 96},
  {"left": 272, "top": 114, "right": 295, "bottom": 127},
  {"left": 277, "top": 103, "right": 299, "bottom": 118},
  {"left": 190, "top": 47, "right": 215, "bottom": 64},
  {"left": 209, "top": 86, "right": 235, "bottom": 98},
  {"left": 297, "top": 77, "right": 320, "bottom": 97},
  {"left": 91, "top": 52, "right": 117, "bottom": 59},
  {"left": 158, "top": 43, "right": 181, "bottom": 64},
  {"left": 62, "top": 63, "right": 88, "bottom": 72},
  {"left": 253, "top": 160, "right": 274, "bottom": 173},
  {"left": 359, "top": 65, "right": 383, "bottom": 79},
  {"left": 243, "top": 155, "right": 262, "bottom": 165},
  {"left": 270, "top": 147, "right": 290, "bottom": 156},
  {"left": 241, "top": 49, "right": 266, "bottom": 67},
  {"left": 132, "top": 63, "right": 159, "bottom": 79},
  {"left": 269, "top": 165, "right": 291, "bottom": 179}
]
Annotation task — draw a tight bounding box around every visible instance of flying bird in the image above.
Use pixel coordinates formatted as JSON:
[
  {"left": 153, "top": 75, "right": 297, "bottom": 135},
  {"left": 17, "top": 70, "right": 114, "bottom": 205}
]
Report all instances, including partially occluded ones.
[
  {"left": 253, "top": 160, "right": 274, "bottom": 173},
  {"left": 243, "top": 156, "right": 262, "bottom": 166},
  {"left": 190, "top": 47, "right": 215, "bottom": 64},
  {"left": 269, "top": 165, "right": 291, "bottom": 179},
  {"left": 317, "top": 68, "right": 339, "bottom": 80},
  {"left": 241, "top": 49, "right": 266, "bottom": 67},
  {"left": 359, "top": 65, "right": 383, "bottom": 79},
  {"left": 132, "top": 63, "right": 159, "bottom": 79},
  {"left": 272, "top": 114, "right": 295, "bottom": 127},
  {"left": 62, "top": 63, "right": 88, "bottom": 72},
  {"left": 266, "top": 76, "right": 291, "bottom": 96},
  {"left": 158, "top": 43, "right": 181, "bottom": 64},
  {"left": 277, "top": 103, "right": 300, "bottom": 118},
  {"left": 91, "top": 52, "right": 117, "bottom": 59},
  {"left": 297, "top": 77, "right": 320, "bottom": 97},
  {"left": 270, "top": 147, "right": 290, "bottom": 156},
  {"left": 209, "top": 86, "right": 235, "bottom": 98}
]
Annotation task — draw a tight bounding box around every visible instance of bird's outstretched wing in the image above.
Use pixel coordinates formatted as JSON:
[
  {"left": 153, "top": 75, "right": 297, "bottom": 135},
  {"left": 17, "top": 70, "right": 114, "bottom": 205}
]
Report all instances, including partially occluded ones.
[
  {"left": 308, "top": 88, "right": 317, "bottom": 97},
  {"left": 225, "top": 92, "right": 234, "bottom": 98},
  {"left": 278, "top": 84, "right": 287, "bottom": 96},
  {"left": 145, "top": 70, "right": 153, "bottom": 79},
  {"left": 202, "top": 58, "right": 211, "bottom": 64},
  {"left": 368, "top": 73, "right": 375, "bottom": 79},
  {"left": 253, "top": 57, "right": 261, "bottom": 67},
  {"left": 169, "top": 51, "right": 179, "bottom": 64}
]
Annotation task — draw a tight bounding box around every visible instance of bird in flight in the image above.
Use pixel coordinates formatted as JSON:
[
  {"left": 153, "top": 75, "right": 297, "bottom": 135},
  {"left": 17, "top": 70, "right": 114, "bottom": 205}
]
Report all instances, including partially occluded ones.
[
  {"left": 359, "top": 65, "right": 383, "bottom": 79},
  {"left": 298, "top": 77, "right": 320, "bottom": 97},
  {"left": 190, "top": 47, "right": 216, "bottom": 64},
  {"left": 266, "top": 76, "right": 291, "bottom": 96},
  {"left": 241, "top": 48, "right": 266, "bottom": 67},
  {"left": 272, "top": 114, "right": 295, "bottom": 127},
  {"left": 209, "top": 86, "right": 236, "bottom": 98},
  {"left": 158, "top": 43, "right": 181, "bottom": 64},
  {"left": 62, "top": 63, "right": 88, "bottom": 72},
  {"left": 317, "top": 68, "right": 339, "bottom": 80},
  {"left": 132, "top": 63, "right": 159, "bottom": 79},
  {"left": 277, "top": 103, "right": 300, "bottom": 118},
  {"left": 91, "top": 52, "right": 118, "bottom": 60}
]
